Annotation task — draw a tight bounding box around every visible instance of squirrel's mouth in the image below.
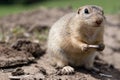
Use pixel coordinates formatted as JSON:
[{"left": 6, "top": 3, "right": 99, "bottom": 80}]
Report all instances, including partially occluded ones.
[
  {"left": 91, "top": 23, "right": 102, "bottom": 27},
  {"left": 95, "top": 23, "right": 102, "bottom": 27}
]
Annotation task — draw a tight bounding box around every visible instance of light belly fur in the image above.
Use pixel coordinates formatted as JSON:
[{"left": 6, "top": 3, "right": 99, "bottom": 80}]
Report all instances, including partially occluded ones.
[{"left": 63, "top": 45, "right": 96, "bottom": 66}]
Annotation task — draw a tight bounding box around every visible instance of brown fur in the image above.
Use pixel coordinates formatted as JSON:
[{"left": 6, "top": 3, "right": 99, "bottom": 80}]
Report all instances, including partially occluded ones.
[{"left": 47, "top": 5, "right": 105, "bottom": 71}]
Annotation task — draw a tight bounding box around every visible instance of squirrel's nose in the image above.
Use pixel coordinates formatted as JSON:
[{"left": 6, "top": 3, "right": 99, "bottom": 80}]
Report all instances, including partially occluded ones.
[{"left": 95, "top": 19, "right": 103, "bottom": 25}]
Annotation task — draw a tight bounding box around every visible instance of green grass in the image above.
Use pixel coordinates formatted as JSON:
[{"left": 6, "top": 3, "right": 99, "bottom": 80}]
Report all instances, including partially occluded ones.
[
  {"left": 0, "top": 0, "right": 120, "bottom": 17},
  {"left": 0, "top": 5, "right": 35, "bottom": 17},
  {"left": 37, "top": 0, "right": 120, "bottom": 13}
]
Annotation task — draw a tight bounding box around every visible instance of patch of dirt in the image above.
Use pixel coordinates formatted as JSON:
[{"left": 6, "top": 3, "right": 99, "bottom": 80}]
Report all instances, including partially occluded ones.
[
  {"left": 0, "top": 7, "right": 120, "bottom": 80},
  {"left": 7, "top": 54, "right": 120, "bottom": 80},
  {"left": 101, "top": 15, "right": 120, "bottom": 69},
  {"left": 0, "top": 44, "right": 34, "bottom": 68},
  {"left": 0, "top": 7, "right": 73, "bottom": 30},
  {"left": 0, "top": 39, "right": 44, "bottom": 68},
  {"left": 11, "top": 39, "right": 45, "bottom": 58}
]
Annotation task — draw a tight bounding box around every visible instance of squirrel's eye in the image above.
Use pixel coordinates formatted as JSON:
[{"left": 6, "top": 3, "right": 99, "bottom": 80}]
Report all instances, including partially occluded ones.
[{"left": 84, "top": 8, "right": 89, "bottom": 14}]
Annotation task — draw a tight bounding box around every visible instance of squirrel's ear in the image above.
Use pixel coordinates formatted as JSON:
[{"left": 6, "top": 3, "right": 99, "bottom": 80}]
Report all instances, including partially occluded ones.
[{"left": 77, "top": 7, "right": 82, "bottom": 14}]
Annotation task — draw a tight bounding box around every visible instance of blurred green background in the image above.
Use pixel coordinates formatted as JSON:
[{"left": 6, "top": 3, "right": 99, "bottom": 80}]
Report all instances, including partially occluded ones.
[{"left": 0, "top": 0, "right": 120, "bottom": 17}]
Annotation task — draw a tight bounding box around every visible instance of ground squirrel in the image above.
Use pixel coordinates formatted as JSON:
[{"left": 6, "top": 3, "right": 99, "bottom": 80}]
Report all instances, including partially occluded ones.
[{"left": 47, "top": 5, "right": 105, "bottom": 74}]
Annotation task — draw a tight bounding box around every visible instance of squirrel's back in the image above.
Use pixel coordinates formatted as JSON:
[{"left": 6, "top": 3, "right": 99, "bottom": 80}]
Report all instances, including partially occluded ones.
[{"left": 47, "top": 13, "right": 75, "bottom": 48}]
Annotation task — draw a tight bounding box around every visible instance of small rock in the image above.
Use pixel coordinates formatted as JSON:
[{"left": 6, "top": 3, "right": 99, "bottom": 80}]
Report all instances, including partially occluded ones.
[{"left": 12, "top": 67, "right": 25, "bottom": 76}]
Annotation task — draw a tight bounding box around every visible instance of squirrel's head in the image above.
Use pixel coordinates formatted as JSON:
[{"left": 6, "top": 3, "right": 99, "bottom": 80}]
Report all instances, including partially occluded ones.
[{"left": 76, "top": 5, "right": 105, "bottom": 27}]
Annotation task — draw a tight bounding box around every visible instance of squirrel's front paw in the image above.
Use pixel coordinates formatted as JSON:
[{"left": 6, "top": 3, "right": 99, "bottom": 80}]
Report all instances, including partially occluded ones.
[
  {"left": 80, "top": 44, "right": 88, "bottom": 51},
  {"left": 57, "top": 66, "right": 74, "bottom": 75}
]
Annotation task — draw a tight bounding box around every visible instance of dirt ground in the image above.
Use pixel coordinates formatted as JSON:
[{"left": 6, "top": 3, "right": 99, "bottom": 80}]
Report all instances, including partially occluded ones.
[{"left": 0, "top": 7, "right": 120, "bottom": 80}]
